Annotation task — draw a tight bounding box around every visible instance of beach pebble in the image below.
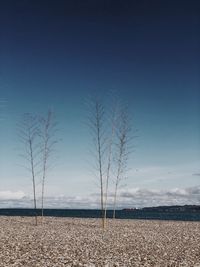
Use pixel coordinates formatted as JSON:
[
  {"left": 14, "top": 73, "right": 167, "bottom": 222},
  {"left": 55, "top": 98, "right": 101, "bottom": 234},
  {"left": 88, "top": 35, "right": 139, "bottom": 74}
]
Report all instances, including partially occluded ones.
[{"left": 0, "top": 217, "right": 200, "bottom": 266}]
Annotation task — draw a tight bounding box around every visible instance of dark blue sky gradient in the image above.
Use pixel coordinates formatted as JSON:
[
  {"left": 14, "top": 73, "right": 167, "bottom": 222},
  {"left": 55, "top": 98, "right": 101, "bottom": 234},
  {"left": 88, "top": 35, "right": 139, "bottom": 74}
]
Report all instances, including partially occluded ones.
[{"left": 0, "top": 0, "right": 199, "bottom": 197}]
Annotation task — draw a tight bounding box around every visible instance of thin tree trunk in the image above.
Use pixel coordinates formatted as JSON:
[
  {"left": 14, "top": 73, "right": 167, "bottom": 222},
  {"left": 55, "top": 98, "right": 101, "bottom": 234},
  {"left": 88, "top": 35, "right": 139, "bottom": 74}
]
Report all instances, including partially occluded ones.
[
  {"left": 97, "top": 113, "right": 104, "bottom": 229},
  {"left": 40, "top": 110, "right": 58, "bottom": 223},
  {"left": 113, "top": 130, "right": 124, "bottom": 219},
  {"left": 113, "top": 173, "right": 120, "bottom": 219},
  {"left": 104, "top": 116, "right": 115, "bottom": 227},
  {"left": 41, "top": 147, "right": 47, "bottom": 220},
  {"left": 95, "top": 101, "right": 105, "bottom": 230},
  {"left": 41, "top": 166, "right": 46, "bottom": 218},
  {"left": 103, "top": 163, "right": 109, "bottom": 225},
  {"left": 19, "top": 113, "right": 40, "bottom": 226},
  {"left": 29, "top": 140, "right": 37, "bottom": 226},
  {"left": 113, "top": 182, "right": 118, "bottom": 219}
]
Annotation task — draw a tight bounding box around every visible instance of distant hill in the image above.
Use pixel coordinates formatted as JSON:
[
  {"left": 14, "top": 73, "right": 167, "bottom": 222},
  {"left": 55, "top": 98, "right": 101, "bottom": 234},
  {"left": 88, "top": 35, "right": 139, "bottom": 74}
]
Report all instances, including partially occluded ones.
[
  {"left": 140, "top": 205, "right": 200, "bottom": 212},
  {"left": 121, "top": 205, "right": 200, "bottom": 212}
]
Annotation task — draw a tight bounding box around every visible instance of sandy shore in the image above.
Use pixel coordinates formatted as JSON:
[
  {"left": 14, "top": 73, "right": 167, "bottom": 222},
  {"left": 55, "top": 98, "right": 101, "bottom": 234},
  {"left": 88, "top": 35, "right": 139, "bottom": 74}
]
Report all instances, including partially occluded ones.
[{"left": 0, "top": 216, "right": 200, "bottom": 267}]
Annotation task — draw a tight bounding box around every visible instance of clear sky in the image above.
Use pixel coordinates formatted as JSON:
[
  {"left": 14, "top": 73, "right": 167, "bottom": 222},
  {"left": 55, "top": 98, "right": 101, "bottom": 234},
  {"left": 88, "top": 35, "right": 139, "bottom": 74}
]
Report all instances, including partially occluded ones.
[{"left": 0, "top": 0, "right": 199, "bottom": 208}]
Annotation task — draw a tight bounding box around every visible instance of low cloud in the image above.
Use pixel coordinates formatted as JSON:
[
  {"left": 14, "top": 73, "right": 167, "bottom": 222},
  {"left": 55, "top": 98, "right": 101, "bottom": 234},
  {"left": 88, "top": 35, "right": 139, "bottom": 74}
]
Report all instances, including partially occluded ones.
[
  {"left": 0, "top": 193, "right": 100, "bottom": 209},
  {"left": 0, "top": 186, "right": 200, "bottom": 209},
  {"left": 192, "top": 173, "right": 200, "bottom": 176},
  {"left": 116, "top": 187, "right": 200, "bottom": 208},
  {"left": 0, "top": 191, "right": 26, "bottom": 200}
]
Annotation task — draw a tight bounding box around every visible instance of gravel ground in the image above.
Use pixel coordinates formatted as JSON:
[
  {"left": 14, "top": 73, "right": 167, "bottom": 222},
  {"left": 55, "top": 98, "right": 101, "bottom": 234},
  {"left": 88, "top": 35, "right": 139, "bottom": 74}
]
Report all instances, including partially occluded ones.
[{"left": 0, "top": 216, "right": 200, "bottom": 267}]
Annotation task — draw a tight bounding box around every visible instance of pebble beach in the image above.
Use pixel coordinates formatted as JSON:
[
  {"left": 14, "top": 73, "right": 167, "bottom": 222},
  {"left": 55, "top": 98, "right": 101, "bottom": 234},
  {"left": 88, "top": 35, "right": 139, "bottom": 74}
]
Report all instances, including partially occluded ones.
[{"left": 0, "top": 216, "right": 200, "bottom": 267}]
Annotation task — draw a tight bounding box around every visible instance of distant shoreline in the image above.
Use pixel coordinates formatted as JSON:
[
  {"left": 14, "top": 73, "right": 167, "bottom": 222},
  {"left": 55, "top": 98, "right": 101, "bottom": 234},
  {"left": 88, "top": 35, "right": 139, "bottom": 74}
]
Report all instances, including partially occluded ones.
[{"left": 0, "top": 205, "right": 200, "bottom": 221}]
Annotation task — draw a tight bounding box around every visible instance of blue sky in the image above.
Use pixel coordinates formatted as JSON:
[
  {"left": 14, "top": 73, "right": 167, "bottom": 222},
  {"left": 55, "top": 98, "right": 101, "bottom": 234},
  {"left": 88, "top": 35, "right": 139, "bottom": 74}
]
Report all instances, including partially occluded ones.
[{"left": 0, "top": 0, "right": 199, "bottom": 208}]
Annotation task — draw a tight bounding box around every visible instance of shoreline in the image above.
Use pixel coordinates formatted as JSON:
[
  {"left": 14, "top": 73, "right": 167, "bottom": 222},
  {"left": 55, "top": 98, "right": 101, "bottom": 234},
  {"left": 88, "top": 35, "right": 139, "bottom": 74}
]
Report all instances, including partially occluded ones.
[{"left": 0, "top": 208, "right": 200, "bottom": 222}]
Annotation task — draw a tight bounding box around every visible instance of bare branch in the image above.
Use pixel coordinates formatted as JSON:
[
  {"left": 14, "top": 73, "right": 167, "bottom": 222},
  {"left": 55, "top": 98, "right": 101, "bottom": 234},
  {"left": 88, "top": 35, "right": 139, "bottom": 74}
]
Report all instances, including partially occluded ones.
[{"left": 18, "top": 113, "right": 39, "bottom": 226}]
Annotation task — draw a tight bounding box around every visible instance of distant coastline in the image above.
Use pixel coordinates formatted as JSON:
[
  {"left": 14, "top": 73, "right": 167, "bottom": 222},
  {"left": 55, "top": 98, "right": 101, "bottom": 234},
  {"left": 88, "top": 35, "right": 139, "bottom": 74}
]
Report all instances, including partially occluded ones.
[
  {"left": 0, "top": 205, "right": 200, "bottom": 221},
  {"left": 123, "top": 204, "right": 200, "bottom": 212}
]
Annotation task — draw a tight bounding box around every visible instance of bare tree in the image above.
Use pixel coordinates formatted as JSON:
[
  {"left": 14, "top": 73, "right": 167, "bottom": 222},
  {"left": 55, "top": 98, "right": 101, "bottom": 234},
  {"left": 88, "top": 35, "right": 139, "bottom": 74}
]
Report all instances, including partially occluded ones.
[
  {"left": 112, "top": 108, "right": 132, "bottom": 219},
  {"left": 39, "top": 110, "right": 58, "bottom": 220},
  {"left": 18, "top": 113, "right": 40, "bottom": 226},
  {"left": 88, "top": 96, "right": 134, "bottom": 225},
  {"left": 103, "top": 104, "right": 116, "bottom": 227},
  {"left": 88, "top": 98, "right": 106, "bottom": 230}
]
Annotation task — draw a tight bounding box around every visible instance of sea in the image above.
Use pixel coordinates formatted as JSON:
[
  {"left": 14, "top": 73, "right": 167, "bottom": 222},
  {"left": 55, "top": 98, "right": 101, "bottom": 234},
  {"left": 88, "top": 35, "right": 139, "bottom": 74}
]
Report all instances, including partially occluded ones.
[{"left": 0, "top": 208, "right": 200, "bottom": 221}]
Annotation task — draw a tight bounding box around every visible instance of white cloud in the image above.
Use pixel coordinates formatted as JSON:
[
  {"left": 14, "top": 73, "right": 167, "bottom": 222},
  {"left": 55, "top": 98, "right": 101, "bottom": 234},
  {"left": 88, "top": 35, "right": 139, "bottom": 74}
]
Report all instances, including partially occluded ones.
[
  {"left": 0, "top": 186, "right": 200, "bottom": 209},
  {"left": 78, "top": 186, "right": 200, "bottom": 208},
  {"left": 0, "top": 191, "right": 26, "bottom": 200},
  {"left": 116, "top": 186, "right": 200, "bottom": 207}
]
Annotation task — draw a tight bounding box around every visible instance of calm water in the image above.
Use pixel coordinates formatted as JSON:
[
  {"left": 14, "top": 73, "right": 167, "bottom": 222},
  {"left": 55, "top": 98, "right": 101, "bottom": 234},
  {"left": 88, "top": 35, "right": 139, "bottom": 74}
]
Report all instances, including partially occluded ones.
[{"left": 0, "top": 209, "right": 200, "bottom": 221}]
